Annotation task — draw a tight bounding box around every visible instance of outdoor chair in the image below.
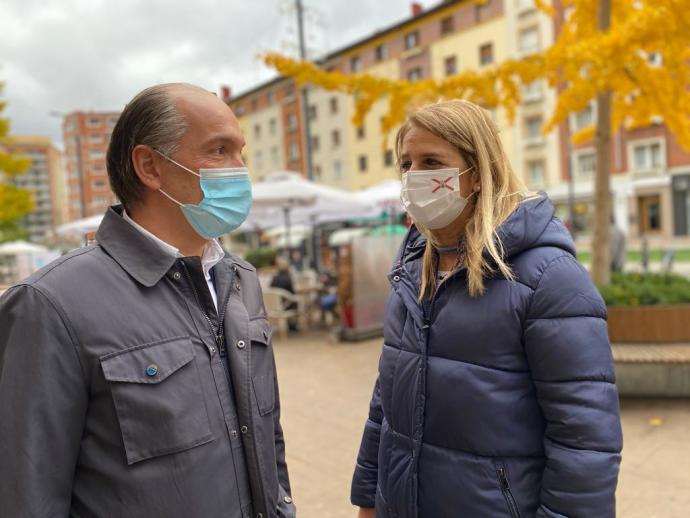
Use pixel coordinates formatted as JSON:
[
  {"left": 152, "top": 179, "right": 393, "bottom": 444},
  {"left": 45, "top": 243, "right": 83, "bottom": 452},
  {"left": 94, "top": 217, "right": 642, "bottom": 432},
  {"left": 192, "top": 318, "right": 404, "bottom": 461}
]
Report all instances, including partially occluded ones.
[{"left": 262, "top": 287, "right": 304, "bottom": 339}]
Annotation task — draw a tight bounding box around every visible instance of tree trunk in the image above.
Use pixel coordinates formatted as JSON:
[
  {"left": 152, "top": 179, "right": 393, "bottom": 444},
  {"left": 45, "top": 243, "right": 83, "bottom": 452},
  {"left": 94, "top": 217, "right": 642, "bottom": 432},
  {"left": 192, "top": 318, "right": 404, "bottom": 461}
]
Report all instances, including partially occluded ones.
[{"left": 591, "top": 0, "right": 612, "bottom": 286}]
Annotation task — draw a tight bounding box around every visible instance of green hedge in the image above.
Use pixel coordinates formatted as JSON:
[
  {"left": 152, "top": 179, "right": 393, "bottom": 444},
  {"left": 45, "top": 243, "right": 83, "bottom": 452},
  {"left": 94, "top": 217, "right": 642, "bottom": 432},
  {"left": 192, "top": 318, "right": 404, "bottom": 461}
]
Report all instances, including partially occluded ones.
[
  {"left": 244, "top": 248, "right": 278, "bottom": 269},
  {"left": 598, "top": 272, "right": 690, "bottom": 307}
]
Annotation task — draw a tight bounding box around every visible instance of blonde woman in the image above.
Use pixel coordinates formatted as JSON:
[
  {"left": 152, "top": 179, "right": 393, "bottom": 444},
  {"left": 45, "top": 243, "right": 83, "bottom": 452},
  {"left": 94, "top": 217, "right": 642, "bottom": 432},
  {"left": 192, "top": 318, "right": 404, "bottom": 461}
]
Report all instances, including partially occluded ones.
[{"left": 352, "top": 100, "right": 622, "bottom": 518}]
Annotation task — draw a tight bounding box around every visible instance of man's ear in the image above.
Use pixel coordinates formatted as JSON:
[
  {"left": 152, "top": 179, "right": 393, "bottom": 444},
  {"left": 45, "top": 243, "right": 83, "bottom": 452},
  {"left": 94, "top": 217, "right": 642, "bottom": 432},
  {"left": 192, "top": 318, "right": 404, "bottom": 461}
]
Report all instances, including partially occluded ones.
[{"left": 131, "top": 145, "right": 163, "bottom": 191}]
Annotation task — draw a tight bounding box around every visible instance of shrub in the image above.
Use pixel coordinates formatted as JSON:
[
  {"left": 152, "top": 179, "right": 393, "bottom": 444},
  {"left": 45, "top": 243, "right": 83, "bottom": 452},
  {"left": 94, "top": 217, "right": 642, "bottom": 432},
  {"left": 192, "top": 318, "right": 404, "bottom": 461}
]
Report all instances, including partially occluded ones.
[
  {"left": 244, "top": 248, "right": 278, "bottom": 269},
  {"left": 598, "top": 272, "right": 690, "bottom": 307}
]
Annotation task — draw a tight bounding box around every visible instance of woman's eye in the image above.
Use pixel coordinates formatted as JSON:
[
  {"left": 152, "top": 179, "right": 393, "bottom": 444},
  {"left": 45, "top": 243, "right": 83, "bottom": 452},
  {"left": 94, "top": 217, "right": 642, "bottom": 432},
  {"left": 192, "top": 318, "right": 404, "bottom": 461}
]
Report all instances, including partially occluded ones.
[
  {"left": 400, "top": 161, "right": 411, "bottom": 172},
  {"left": 424, "top": 158, "right": 441, "bottom": 167}
]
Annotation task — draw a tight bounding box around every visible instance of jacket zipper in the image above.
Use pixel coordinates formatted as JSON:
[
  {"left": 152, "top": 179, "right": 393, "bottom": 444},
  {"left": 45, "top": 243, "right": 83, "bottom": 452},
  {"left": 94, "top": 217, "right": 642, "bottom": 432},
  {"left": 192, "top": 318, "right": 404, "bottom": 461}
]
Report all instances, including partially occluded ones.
[
  {"left": 182, "top": 263, "right": 229, "bottom": 361},
  {"left": 497, "top": 467, "right": 521, "bottom": 518}
]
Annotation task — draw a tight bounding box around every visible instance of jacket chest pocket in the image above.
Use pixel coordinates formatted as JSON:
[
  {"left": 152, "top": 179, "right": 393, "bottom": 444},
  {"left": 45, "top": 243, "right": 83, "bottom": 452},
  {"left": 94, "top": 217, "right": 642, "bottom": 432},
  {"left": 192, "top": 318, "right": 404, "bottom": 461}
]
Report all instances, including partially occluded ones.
[
  {"left": 100, "top": 336, "right": 213, "bottom": 465},
  {"left": 249, "top": 318, "right": 275, "bottom": 416}
]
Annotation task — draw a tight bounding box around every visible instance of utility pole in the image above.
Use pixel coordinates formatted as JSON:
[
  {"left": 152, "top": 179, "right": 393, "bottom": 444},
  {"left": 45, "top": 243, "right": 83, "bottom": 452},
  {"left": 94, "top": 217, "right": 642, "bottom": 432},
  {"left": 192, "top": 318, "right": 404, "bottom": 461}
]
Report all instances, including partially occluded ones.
[
  {"left": 296, "top": 0, "right": 314, "bottom": 181},
  {"left": 591, "top": 0, "right": 612, "bottom": 285}
]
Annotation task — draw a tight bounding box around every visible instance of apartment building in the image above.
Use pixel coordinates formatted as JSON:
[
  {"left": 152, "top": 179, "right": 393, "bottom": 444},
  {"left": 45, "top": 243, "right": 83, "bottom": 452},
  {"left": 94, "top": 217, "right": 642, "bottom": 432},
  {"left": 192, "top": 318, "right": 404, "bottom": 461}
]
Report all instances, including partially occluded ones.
[
  {"left": 2, "top": 136, "right": 66, "bottom": 243},
  {"left": 62, "top": 111, "right": 120, "bottom": 220}
]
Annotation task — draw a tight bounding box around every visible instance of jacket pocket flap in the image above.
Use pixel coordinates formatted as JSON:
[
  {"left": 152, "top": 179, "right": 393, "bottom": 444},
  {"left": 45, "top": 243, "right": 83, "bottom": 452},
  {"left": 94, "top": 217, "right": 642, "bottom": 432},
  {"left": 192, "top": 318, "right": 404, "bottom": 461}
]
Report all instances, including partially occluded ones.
[
  {"left": 249, "top": 318, "right": 272, "bottom": 346},
  {"left": 100, "top": 336, "right": 194, "bottom": 384}
]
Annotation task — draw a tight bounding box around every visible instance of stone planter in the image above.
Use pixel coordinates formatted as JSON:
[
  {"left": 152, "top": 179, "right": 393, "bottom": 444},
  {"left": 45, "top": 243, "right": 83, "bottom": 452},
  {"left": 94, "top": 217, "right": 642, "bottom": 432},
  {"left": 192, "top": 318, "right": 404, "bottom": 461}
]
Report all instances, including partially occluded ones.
[{"left": 607, "top": 304, "right": 690, "bottom": 343}]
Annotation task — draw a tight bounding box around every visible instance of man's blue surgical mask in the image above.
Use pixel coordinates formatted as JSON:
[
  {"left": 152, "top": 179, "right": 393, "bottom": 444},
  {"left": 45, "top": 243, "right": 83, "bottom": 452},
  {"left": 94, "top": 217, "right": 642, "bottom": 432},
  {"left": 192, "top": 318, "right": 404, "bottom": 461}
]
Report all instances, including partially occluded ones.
[{"left": 154, "top": 149, "right": 252, "bottom": 239}]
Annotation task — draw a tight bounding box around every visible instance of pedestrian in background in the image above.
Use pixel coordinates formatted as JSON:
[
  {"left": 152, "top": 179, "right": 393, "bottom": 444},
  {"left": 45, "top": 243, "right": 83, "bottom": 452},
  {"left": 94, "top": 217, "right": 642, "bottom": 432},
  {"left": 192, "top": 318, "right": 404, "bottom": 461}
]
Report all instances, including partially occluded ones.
[{"left": 352, "top": 100, "right": 622, "bottom": 518}]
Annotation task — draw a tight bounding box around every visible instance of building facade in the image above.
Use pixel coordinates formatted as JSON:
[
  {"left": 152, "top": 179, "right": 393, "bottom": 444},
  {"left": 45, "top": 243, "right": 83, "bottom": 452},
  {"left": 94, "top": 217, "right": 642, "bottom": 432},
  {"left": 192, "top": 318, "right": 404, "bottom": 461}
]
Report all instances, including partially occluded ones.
[
  {"left": 3, "top": 136, "right": 66, "bottom": 243},
  {"left": 229, "top": 0, "right": 690, "bottom": 241},
  {"left": 62, "top": 111, "right": 120, "bottom": 220}
]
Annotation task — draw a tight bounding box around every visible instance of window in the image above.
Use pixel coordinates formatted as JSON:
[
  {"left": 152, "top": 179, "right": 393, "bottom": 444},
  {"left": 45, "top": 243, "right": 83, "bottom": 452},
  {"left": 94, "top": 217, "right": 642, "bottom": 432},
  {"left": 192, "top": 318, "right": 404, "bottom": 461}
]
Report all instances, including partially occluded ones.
[
  {"left": 519, "top": 27, "right": 539, "bottom": 55},
  {"left": 285, "top": 84, "right": 294, "bottom": 98},
  {"left": 479, "top": 43, "right": 494, "bottom": 66},
  {"left": 329, "top": 97, "right": 339, "bottom": 114},
  {"left": 89, "top": 150, "right": 105, "bottom": 161},
  {"left": 375, "top": 44, "right": 388, "bottom": 61},
  {"left": 254, "top": 123, "right": 261, "bottom": 139},
  {"left": 638, "top": 194, "right": 662, "bottom": 232},
  {"left": 407, "top": 67, "right": 423, "bottom": 81},
  {"left": 308, "top": 105, "right": 317, "bottom": 121},
  {"left": 631, "top": 140, "right": 664, "bottom": 173},
  {"left": 358, "top": 155, "right": 368, "bottom": 172},
  {"left": 269, "top": 118, "right": 277, "bottom": 135},
  {"left": 88, "top": 134, "right": 102, "bottom": 144},
  {"left": 331, "top": 129, "right": 341, "bottom": 147},
  {"left": 526, "top": 160, "right": 544, "bottom": 184},
  {"left": 333, "top": 160, "right": 343, "bottom": 179},
  {"left": 92, "top": 196, "right": 109, "bottom": 206},
  {"left": 350, "top": 56, "right": 362, "bottom": 72},
  {"left": 287, "top": 112, "right": 297, "bottom": 131},
  {"left": 311, "top": 135, "right": 320, "bottom": 151},
  {"left": 405, "top": 31, "right": 419, "bottom": 50},
  {"left": 107, "top": 115, "right": 119, "bottom": 126},
  {"left": 357, "top": 126, "right": 366, "bottom": 139},
  {"left": 571, "top": 103, "right": 594, "bottom": 132},
  {"left": 525, "top": 115, "right": 543, "bottom": 140},
  {"left": 267, "top": 91, "right": 275, "bottom": 104},
  {"left": 87, "top": 117, "right": 101, "bottom": 127},
  {"left": 475, "top": 1, "right": 491, "bottom": 22},
  {"left": 289, "top": 142, "right": 300, "bottom": 161},
  {"left": 441, "top": 16, "right": 454, "bottom": 35},
  {"left": 444, "top": 56, "right": 458, "bottom": 76},
  {"left": 384, "top": 149, "right": 394, "bottom": 167},
  {"left": 573, "top": 150, "right": 596, "bottom": 177},
  {"left": 522, "top": 81, "right": 542, "bottom": 102},
  {"left": 271, "top": 146, "right": 280, "bottom": 164}
]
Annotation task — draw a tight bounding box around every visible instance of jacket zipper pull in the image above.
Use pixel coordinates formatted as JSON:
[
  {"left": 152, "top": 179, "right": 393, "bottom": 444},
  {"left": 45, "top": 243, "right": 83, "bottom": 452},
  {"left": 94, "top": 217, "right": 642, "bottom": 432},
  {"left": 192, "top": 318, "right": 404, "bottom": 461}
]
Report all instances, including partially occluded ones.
[
  {"left": 216, "top": 334, "right": 225, "bottom": 356},
  {"left": 498, "top": 467, "right": 509, "bottom": 490}
]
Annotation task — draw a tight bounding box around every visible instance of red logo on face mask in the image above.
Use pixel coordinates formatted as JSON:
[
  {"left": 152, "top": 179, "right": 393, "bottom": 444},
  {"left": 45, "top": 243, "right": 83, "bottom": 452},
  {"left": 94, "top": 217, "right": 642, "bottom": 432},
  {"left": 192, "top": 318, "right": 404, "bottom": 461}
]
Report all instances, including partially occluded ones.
[{"left": 431, "top": 177, "right": 454, "bottom": 193}]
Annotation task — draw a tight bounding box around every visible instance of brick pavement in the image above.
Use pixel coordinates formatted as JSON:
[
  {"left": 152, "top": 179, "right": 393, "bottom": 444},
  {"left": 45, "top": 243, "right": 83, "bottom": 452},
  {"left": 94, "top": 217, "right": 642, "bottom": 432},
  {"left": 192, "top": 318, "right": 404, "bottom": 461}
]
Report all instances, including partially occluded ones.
[{"left": 273, "top": 331, "right": 690, "bottom": 518}]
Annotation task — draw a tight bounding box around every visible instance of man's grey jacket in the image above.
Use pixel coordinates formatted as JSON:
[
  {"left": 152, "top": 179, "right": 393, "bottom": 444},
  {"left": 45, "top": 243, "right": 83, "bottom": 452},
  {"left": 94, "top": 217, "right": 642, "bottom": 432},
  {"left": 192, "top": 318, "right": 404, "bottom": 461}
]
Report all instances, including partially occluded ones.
[{"left": 0, "top": 206, "right": 294, "bottom": 518}]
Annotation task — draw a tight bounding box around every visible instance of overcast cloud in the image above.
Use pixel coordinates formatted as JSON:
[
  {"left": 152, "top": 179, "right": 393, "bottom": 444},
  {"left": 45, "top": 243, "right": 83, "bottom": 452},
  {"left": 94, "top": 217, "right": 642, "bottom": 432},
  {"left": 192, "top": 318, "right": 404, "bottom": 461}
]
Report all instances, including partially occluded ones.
[{"left": 1, "top": 0, "right": 437, "bottom": 145}]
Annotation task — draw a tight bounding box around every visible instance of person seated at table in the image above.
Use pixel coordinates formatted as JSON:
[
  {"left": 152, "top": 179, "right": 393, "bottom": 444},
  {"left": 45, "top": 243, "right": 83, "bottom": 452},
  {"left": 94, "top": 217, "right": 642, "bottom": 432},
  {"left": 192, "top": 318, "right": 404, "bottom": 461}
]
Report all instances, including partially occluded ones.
[
  {"left": 270, "top": 256, "right": 298, "bottom": 331},
  {"left": 318, "top": 270, "right": 338, "bottom": 324}
]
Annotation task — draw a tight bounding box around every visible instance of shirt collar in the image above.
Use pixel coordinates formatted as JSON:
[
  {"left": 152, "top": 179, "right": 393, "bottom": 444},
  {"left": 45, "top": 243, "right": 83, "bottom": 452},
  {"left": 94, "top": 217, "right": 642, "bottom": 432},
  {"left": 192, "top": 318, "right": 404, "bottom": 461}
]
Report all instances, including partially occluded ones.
[
  {"left": 97, "top": 205, "right": 227, "bottom": 286},
  {"left": 122, "top": 210, "right": 226, "bottom": 280}
]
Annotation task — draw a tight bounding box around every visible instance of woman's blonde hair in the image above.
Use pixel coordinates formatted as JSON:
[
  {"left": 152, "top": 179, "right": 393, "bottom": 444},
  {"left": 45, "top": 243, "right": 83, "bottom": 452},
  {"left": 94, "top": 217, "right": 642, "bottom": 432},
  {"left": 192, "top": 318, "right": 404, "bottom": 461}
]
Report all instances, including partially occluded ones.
[{"left": 395, "top": 100, "right": 533, "bottom": 300}]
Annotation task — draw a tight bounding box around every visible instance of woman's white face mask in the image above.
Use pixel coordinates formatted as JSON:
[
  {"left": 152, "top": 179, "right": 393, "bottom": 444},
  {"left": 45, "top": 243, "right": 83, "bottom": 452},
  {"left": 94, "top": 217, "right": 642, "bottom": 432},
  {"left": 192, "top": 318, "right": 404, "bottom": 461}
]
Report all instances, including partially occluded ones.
[{"left": 400, "top": 167, "right": 475, "bottom": 229}]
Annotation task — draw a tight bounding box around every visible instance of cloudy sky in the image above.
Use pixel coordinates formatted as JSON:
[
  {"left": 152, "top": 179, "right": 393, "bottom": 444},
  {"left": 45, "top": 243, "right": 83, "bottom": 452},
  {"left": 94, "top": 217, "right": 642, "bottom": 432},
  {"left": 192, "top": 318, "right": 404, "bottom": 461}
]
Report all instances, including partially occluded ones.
[{"left": 1, "top": 0, "right": 438, "bottom": 145}]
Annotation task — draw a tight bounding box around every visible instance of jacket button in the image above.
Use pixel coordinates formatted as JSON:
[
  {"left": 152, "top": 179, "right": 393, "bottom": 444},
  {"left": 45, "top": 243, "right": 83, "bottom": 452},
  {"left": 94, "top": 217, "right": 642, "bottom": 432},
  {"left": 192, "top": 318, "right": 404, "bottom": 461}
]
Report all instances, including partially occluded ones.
[
  {"left": 172, "top": 272, "right": 181, "bottom": 280},
  {"left": 240, "top": 425, "right": 248, "bottom": 434},
  {"left": 145, "top": 364, "right": 159, "bottom": 377},
  {"left": 283, "top": 496, "right": 293, "bottom": 504},
  {"left": 393, "top": 275, "right": 401, "bottom": 282},
  {"left": 237, "top": 340, "right": 246, "bottom": 349}
]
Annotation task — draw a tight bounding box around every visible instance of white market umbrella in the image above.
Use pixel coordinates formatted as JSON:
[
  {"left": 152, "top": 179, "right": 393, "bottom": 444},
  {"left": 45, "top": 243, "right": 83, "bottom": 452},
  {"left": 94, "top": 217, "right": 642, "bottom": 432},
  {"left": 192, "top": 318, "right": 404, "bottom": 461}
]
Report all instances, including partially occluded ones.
[
  {"left": 56, "top": 214, "right": 104, "bottom": 236},
  {"left": 0, "top": 240, "right": 49, "bottom": 255},
  {"left": 250, "top": 171, "right": 377, "bottom": 246},
  {"left": 357, "top": 179, "right": 403, "bottom": 213}
]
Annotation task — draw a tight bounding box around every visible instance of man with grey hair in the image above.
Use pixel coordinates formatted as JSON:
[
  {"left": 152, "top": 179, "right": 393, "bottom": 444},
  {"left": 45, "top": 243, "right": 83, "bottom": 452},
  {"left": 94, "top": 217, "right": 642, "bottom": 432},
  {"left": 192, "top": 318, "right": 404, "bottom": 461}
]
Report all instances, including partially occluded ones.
[{"left": 0, "top": 83, "right": 295, "bottom": 518}]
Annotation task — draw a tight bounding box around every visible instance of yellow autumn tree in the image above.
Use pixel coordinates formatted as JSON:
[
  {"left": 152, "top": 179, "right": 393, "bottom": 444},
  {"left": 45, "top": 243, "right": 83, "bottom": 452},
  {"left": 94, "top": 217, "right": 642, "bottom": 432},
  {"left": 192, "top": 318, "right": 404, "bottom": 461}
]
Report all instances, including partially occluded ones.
[
  {"left": 264, "top": 0, "right": 690, "bottom": 284},
  {"left": 0, "top": 80, "right": 33, "bottom": 243}
]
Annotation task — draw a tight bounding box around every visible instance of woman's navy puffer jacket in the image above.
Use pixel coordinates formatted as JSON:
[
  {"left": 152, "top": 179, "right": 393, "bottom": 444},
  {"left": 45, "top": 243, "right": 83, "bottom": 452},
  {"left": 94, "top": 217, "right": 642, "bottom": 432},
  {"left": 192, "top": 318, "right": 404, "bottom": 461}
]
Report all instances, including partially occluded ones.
[{"left": 351, "top": 196, "right": 622, "bottom": 518}]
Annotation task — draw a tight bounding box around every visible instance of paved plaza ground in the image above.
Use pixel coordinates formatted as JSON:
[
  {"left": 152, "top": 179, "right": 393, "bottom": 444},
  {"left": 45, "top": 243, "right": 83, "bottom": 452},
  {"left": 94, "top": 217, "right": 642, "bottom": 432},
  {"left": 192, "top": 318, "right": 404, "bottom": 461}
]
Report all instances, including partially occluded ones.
[{"left": 273, "top": 331, "right": 690, "bottom": 518}]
